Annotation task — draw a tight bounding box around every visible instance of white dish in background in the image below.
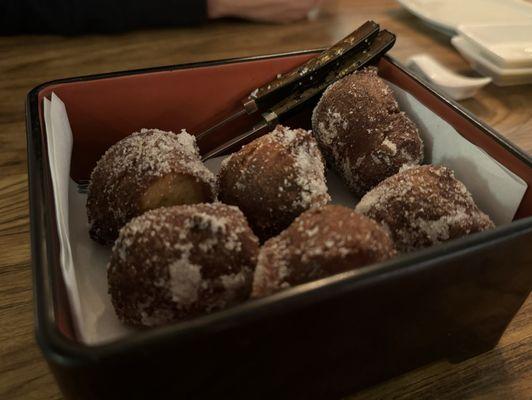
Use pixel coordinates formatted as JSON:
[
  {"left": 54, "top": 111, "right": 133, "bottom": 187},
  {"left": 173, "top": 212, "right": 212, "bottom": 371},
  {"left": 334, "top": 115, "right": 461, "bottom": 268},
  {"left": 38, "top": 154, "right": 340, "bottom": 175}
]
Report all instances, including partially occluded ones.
[
  {"left": 452, "top": 36, "right": 532, "bottom": 86},
  {"left": 396, "top": 0, "right": 532, "bottom": 36},
  {"left": 457, "top": 23, "right": 532, "bottom": 69},
  {"left": 406, "top": 54, "right": 491, "bottom": 100}
]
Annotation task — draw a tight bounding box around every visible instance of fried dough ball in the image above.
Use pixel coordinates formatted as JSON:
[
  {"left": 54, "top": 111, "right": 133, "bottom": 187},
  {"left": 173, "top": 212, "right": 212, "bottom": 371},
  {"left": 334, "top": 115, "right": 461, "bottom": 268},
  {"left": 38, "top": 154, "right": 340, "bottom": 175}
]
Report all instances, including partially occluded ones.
[
  {"left": 87, "top": 129, "right": 216, "bottom": 245},
  {"left": 355, "top": 165, "right": 494, "bottom": 252},
  {"left": 312, "top": 67, "right": 424, "bottom": 197},
  {"left": 218, "top": 124, "right": 330, "bottom": 241},
  {"left": 252, "top": 204, "right": 396, "bottom": 297},
  {"left": 108, "top": 203, "right": 259, "bottom": 327}
]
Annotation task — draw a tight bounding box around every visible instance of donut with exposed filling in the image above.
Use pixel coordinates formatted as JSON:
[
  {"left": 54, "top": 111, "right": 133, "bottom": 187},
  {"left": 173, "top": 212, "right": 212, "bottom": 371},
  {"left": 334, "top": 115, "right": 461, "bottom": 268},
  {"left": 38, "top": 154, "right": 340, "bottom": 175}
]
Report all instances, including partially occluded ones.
[{"left": 87, "top": 128, "right": 216, "bottom": 245}]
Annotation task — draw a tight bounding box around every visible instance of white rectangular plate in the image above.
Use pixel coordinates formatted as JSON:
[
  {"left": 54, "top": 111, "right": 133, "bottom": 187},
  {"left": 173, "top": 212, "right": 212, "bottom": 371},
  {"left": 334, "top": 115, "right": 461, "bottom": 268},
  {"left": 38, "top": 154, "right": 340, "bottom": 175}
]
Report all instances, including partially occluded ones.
[
  {"left": 452, "top": 35, "right": 532, "bottom": 86},
  {"left": 397, "top": 0, "right": 532, "bottom": 36},
  {"left": 458, "top": 23, "right": 532, "bottom": 68}
]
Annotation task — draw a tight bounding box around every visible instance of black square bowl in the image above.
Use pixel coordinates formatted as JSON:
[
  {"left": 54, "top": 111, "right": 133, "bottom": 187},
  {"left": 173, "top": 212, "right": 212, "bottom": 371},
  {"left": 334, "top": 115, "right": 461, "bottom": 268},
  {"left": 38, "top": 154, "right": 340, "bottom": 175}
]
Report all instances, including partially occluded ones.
[{"left": 26, "top": 50, "right": 532, "bottom": 400}]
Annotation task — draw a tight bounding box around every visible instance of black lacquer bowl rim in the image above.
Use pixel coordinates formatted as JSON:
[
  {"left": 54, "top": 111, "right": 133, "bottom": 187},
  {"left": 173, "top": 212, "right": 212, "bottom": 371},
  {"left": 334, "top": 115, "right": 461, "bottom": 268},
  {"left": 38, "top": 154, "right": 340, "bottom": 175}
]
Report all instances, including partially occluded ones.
[{"left": 26, "top": 49, "right": 532, "bottom": 366}]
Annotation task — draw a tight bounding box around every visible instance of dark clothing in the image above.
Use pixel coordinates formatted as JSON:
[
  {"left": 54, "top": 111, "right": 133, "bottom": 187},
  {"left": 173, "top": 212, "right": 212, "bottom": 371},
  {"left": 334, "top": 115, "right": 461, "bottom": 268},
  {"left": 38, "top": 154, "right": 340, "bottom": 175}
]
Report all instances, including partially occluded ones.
[{"left": 0, "top": 0, "right": 207, "bottom": 35}]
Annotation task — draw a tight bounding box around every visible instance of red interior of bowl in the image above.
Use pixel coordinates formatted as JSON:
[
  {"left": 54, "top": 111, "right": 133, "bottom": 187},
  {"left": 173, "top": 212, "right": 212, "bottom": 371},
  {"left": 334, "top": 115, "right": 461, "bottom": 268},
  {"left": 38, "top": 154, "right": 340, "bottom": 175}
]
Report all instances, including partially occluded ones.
[
  {"left": 36, "top": 52, "right": 531, "bottom": 341},
  {"left": 38, "top": 53, "right": 318, "bottom": 182}
]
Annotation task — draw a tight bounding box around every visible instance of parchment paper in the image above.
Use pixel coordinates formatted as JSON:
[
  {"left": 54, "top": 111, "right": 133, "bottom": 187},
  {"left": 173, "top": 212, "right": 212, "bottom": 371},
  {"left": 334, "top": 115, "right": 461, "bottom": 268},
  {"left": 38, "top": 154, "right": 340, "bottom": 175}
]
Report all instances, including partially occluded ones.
[{"left": 44, "top": 84, "right": 527, "bottom": 345}]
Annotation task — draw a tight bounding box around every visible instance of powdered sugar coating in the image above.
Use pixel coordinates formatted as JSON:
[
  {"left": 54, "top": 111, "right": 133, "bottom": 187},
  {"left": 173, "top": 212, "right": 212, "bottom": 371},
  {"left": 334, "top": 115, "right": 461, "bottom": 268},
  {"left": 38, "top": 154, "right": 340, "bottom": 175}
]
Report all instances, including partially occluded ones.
[
  {"left": 355, "top": 165, "right": 494, "bottom": 252},
  {"left": 218, "top": 124, "right": 330, "bottom": 241},
  {"left": 107, "top": 203, "right": 259, "bottom": 327},
  {"left": 168, "top": 259, "right": 202, "bottom": 306},
  {"left": 252, "top": 205, "right": 396, "bottom": 298},
  {"left": 312, "top": 67, "right": 424, "bottom": 197},
  {"left": 87, "top": 128, "right": 216, "bottom": 245}
]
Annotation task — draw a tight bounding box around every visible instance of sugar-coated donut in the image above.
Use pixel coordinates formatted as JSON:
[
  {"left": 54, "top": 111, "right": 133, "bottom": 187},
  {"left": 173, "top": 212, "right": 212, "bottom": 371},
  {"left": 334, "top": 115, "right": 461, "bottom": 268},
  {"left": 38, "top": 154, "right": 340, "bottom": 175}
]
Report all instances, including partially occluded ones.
[
  {"left": 312, "top": 67, "right": 424, "bottom": 197},
  {"left": 108, "top": 203, "right": 259, "bottom": 327},
  {"left": 87, "top": 128, "right": 216, "bottom": 245},
  {"left": 252, "top": 204, "right": 396, "bottom": 298},
  {"left": 218, "top": 124, "right": 330, "bottom": 241},
  {"left": 355, "top": 165, "right": 494, "bottom": 252}
]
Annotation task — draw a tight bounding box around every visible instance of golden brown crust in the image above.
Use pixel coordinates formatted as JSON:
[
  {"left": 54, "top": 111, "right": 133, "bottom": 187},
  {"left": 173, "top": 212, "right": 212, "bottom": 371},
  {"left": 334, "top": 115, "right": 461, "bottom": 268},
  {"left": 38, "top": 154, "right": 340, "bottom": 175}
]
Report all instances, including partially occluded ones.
[
  {"left": 87, "top": 129, "right": 216, "bottom": 245},
  {"left": 355, "top": 165, "right": 495, "bottom": 252},
  {"left": 252, "top": 204, "right": 396, "bottom": 298},
  {"left": 218, "top": 125, "right": 330, "bottom": 241},
  {"left": 312, "top": 67, "right": 424, "bottom": 197},
  {"left": 108, "top": 203, "right": 259, "bottom": 327}
]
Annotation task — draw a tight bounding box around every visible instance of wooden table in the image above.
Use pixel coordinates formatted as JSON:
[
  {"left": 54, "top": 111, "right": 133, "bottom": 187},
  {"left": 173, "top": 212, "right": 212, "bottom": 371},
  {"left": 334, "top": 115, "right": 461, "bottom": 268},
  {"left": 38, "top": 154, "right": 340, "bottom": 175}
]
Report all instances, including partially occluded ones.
[{"left": 0, "top": 1, "right": 530, "bottom": 398}]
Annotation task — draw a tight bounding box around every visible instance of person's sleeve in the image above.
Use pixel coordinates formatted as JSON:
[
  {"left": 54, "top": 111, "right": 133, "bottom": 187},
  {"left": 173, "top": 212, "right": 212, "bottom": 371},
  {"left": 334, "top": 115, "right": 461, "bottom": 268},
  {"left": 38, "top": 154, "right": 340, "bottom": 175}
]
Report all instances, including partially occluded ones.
[{"left": 0, "top": 0, "right": 208, "bottom": 35}]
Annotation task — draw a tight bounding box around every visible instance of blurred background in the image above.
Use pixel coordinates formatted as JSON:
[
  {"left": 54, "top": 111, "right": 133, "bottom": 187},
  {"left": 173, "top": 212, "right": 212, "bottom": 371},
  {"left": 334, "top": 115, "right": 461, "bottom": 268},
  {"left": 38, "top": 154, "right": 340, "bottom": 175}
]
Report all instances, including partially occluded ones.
[{"left": 0, "top": 1, "right": 530, "bottom": 399}]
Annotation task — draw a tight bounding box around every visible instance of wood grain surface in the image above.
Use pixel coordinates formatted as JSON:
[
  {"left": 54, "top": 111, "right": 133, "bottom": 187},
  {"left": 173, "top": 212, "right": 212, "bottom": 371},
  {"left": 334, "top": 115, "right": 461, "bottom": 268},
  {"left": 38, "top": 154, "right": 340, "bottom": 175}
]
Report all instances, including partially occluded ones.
[{"left": 0, "top": 1, "right": 530, "bottom": 399}]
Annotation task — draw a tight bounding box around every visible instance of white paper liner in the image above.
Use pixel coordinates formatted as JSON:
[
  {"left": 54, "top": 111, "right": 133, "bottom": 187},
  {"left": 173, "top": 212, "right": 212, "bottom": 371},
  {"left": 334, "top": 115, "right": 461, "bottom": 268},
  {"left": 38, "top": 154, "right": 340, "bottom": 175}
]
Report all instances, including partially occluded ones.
[{"left": 44, "top": 84, "right": 527, "bottom": 345}]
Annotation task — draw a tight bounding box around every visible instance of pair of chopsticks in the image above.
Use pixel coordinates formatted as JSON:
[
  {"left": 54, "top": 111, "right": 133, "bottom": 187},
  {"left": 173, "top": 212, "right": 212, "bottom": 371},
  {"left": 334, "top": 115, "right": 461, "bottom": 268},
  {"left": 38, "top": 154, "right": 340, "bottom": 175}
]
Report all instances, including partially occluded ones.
[{"left": 199, "top": 21, "right": 396, "bottom": 160}]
